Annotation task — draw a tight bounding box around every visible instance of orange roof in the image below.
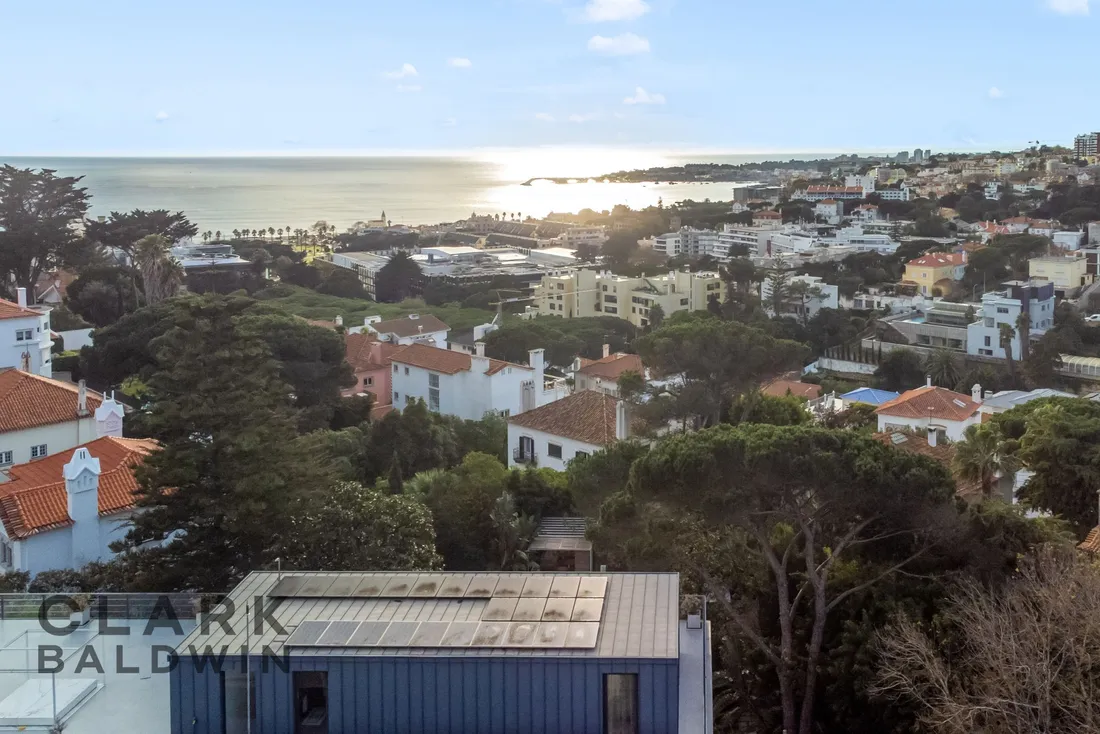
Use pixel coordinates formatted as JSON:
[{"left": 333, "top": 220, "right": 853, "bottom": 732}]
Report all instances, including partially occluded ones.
[
  {"left": 906, "top": 252, "right": 965, "bottom": 268},
  {"left": 0, "top": 369, "right": 104, "bottom": 434},
  {"left": 1001, "top": 216, "right": 1031, "bottom": 224},
  {"left": 345, "top": 332, "right": 405, "bottom": 371},
  {"left": 875, "top": 386, "right": 980, "bottom": 422},
  {"left": 0, "top": 298, "right": 39, "bottom": 321},
  {"left": 872, "top": 431, "right": 982, "bottom": 499},
  {"left": 390, "top": 343, "right": 527, "bottom": 376},
  {"left": 577, "top": 353, "right": 644, "bottom": 381},
  {"left": 0, "top": 436, "right": 158, "bottom": 539},
  {"left": 762, "top": 380, "right": 822, "bottom": 399},
  {"left": 508, "top": 390, "right": 620, "bottom": 446},
  {"left": 819, "top": 199, "right": 838, "bottom": 204}
]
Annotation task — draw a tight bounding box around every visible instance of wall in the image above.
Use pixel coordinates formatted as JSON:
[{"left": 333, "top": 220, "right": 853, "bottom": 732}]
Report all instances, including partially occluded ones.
[
  {"left": 876, "top": 413, "right": 979, "bottom": 442},
  {"left": 392, "top": 361, "right": 534, "bottom": 421},
  {"left": 57, "top": 328, "right": 95, "bottom": 351},
  {"left": 507, "top": 423, "right": 603, "bottom": 472},
  {"left": 11, "top": 510, "right": 135, "bottom": 575},
  {"left": 171, "top": 655, "right": 679, "bottom": 734},
  {"left": 0, "top": 418, "right": 97, "bottom": 476},
  {"left": 0, "top": 310, "right": 51, "bottom": 377}
]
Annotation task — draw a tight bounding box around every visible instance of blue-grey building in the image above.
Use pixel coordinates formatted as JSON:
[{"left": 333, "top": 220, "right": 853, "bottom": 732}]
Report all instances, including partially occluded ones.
[{"left": 171, "top": 571, "right": 710, "bottom": 734}]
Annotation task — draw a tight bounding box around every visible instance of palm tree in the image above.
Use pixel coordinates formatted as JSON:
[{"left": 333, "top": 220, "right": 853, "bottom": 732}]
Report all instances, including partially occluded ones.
[
  {"left": 953, "top": 424, "right": 1019, "bottom": 499},
  {"left": 999, "top": 323, "right": 1018, "bottom": 387},
  {"left": 134, "top": 235, "right": 184, "bottom": 306},
  {"left": 268, "top": 227, "right": 276, "bottom": 240},
  {"left": 1016, "top": 311, "right": 1031, "bottom": 364},
  {"left": 214, "top": 230, "right": 222, "bottom": 242},
  {"left": 923, "top": 349, "right": 962, "bottom": 388},
  {"left": 251, "top": 229, "right": 259, "bottom": 239},
  {"left": 202, "top": 231, "right": 210, "bottom": 243},
  {"left": 277, "top": 228, "right": 283, "bottom": 241},
  {"left": 232, "top": 229, "right": 240, "bottom": 240},
  {"left": 285, "top": 225, "right": 291, "bottom": 243}
]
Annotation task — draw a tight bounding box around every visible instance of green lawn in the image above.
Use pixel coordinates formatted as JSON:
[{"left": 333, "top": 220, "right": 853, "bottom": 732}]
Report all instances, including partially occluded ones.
[{"left": 254, "top": 285, "right": 499, "bottom": 333}]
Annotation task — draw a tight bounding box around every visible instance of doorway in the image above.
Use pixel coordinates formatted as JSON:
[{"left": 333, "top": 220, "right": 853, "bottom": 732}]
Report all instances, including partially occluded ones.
[{"left": 293, "top": 671, "right": 328, "bottom": 734}]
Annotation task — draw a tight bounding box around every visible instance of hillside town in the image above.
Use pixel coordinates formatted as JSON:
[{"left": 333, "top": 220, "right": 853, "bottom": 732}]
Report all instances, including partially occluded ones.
[{"left": 5, "top": 137, "right": 1100, "bottom": 733}]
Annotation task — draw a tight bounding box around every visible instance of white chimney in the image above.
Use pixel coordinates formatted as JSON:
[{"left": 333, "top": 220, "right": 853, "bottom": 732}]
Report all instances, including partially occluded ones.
[
  {"left": 475, "top": 342, "right": 486, "bottom": 357},
  {"left": 602, "top": 343, "right": 611, "bottom": 359},
  {"left": 94, "top": 395, "right": 125, "bottom": 438},
  {"left": 16, "top": 288, "right": 27, "bottom": 308},
  {"left": 529, "top": 349, "right": 546, "bottom": 403},
  {"left": 64, "top": 448, "right": 101, "bottom": 568},
  {"left": 925, "top": 375, "right": 932, "bottom": 388},
  {"left": 971, "top": 383, "right": 983, "bottom": 403},
  {"left": 335, "top": 315, "right": 343, "bottom": 327},
  {"left": 615, "top": 400, "right": 630, "bottom": 440},
  {"left": 927, "top": 426, "right": 938, "bottom": 447},
  {"left": 77, "top": 380, "right": 90, "bottom": 416}
]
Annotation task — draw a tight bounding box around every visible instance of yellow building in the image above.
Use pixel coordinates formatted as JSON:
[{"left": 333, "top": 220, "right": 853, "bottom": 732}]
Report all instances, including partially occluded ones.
[
  {"left": 1029, "top": 255, "right": 1091, "bottom": 295},
  {"left": 902, "top": 253, "right": 967, "bottom": 296},
  {"left": 530, "top": 269, "right": 725, "bottom": 328}
]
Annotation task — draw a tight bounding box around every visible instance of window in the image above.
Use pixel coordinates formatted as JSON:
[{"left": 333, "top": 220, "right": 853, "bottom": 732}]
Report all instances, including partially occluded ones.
[
  {"left": 680, "top": 298, "right": 689, "bottom": 306},
  {"left": 604, "top": 307, "right": 617, "bottom": 314},
  {"left": 602, "top": 285, "right": 608, "bottom": 292},
  {"left": 996, "top": 307, "right": 1010, "bottom": 314},
  {"left": 30, "top": 445, "right": 46, "bottom": 459},
  {"left": 15, "top": 329, "right": 33, "bottom": 341},
  {"left": 575, "top": 450, "right": 589, "bottom": 459},
  {"left": 393, "top": 364, "right": 398, "bottom": 373},
  {"left": 405, "top": 395, "right": 414, "bottom": 405},
  {"left": 604, "top": 674, "right": 639, "bottom": 734},
  {"left": 547, "top": 443, "right": 563, "bottom": 459},
  {"left": 364, "top": 376, "right": 374, "bottom": 387},
  {"left": 0, "top": 538, "right": 11, "bottom": 567},
  {"left": 429, "top": 388, "right": 440, "bottom": 411},
  {"left": 556, "top": 295, "right": 563, "bottom": 300},
  {"left": 984, "top": 336, "right": 991, "bottom": 347},
  {"left": 393, "top": 392, "right": 400, "bottom": 402},
  {"left": 428, "top": 373, "right": 440, "bottom": 388},
  {"left": 549, "top": 303, "right": 556, "bottom": 310},
  {"left": 0, "top": 451, "right": 10, "bottom": 466},
  {"left": 404, "top": 367, "right": 410, "bottom": 376},
  {"left": 603, "top": 295, "right": 617, "bottom": 303}
]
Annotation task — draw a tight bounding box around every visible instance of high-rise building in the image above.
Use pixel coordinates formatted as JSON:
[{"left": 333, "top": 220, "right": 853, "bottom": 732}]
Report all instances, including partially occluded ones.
[
  {"left": 1075, "top": 132, "right": 1100, "bottom": 158},
  {"left": 912, "top": 148, "right": 925, "bottom": 163}
]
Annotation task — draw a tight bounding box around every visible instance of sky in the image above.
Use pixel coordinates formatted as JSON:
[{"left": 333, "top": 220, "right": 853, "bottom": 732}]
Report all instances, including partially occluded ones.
[{"left": 1, "top": 0, "right": 1098, "bottom": 156}]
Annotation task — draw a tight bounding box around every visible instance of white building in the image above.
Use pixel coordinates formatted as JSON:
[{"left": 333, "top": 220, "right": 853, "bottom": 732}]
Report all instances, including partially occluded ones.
[
  {"left": 814, "top": 199, "right": 843, "bottom": 225},
  {"left": 1054, "top": 231, "right": 1086, "bottom": 251},
  {"left": 556, "top": 227, "right": 608, "bottom": 249},
  {"left": 874, "top": 382, "right": 982, "bottom": 442},
  {"left": 761, "top": 274, "right": 840, "bottom": 320},
  {"left": 715, "top": 224, "right": 785, "bottom": 260},
  {"left": 359, "top": 314, "right": 450, "bottom": 349},
  {"left": 966, "top": 280, "right": 1055, "bottom": 361},
  {"left": 875, "top": 186, "right": 912, "bottom": 201},
  {"left": 390, "top": 343, "right": 566, "bottom": 420},
  {"left": 0, "top": 290, "right": 52, "bottom": 378},
  {"left": 653, "top": 232, "right": 684, "bottom": 257},
  {"left": 0, "top": 370, "right": 124, "bottom": 474},
  {"left": 830, "top": 226, "right": 898, "bottom": 253},
  {"left": 848, "top": 291, "right": 931, "bottom": 314},
  {"left": 507, "top": 390, "right": 630, "bottom": 471},
  {"left": 0, "top": 436, "right": 157, "bottom": 575},
  {"left": 984, "top": 182, "right": 1002, "bottom": 200},
  {"left": 571, "top": 347, "right": 646, "bottom": 397},
  {"left": 852, "top": 205, "right": 881, "bottom": 223}
]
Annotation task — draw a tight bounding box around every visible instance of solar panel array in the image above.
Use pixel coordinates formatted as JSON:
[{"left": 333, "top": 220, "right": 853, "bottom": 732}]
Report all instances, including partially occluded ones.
[{"left": 276, "top": 574, "right": 608, "bottom": 650}]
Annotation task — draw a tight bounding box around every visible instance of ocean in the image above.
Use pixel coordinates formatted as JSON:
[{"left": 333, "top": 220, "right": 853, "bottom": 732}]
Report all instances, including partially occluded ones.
[{"left": 0, "top": 151, "right": 829, "bottom": 233}]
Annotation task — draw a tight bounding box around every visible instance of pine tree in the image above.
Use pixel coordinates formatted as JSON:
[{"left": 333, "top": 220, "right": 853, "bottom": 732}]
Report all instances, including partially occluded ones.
[{"left": 388, "top": 450, "right": 404, "bottom": 494}]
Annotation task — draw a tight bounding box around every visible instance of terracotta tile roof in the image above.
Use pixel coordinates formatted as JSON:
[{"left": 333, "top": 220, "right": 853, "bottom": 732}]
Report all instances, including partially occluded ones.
[
  {"left": 0, "top": 298, "right": 39, "bottom": 320},
  {"left": 872, "top": 431, "right": 983, "bottom": 499},
  {"left": 577, "top": 353, "right": 644, "bottom": 381},
  {"left": 369, "top": 314, "right": 450, "bottom": 338},
  {"left": 508, "top": 391, "right": 620, "bottom": 446},
  {"left": 875, "top": 386, "right": 980, "bottom": 422},
  {"left": 390, "top": 343, "right": 527, "bottom": 376},
  {"left": 345, "top": 332, "right": 405, "bottom": 371},
  {"left": 0, "top": 369, "right": 104, "bottom": 434},
  {"left": 907, "top": 253, "right": 966, "bottom": 268},
  {"left": 762, "top": 380, "right": 822, "bottom": 399},
  {"left": 0, "top": 436, "right": 158, "bottom": 539},
  {"left": 1079, "top": 527, "right": 1100, "bottom": 554}
]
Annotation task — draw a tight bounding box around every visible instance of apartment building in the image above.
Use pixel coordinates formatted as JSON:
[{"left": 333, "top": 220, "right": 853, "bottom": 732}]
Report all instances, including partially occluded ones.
[
  {"left": 967, "top": 280, "right": 1055, "bottom": 361},
  {"left": 530, "top": 269, "right": 724, "bottom": 328},
  {"left": 0, "top": 289, "right": 52, "bottom": 378},
  {"left": 814, "top": 199, "right": 843, "bottom": 225},
  {"left": 1075, "top": 132, "right": 1100, "bottom": 158},
  {"left": 800, "top": 186, "right": 864, "bottom": 201},
  {"left": 1029, "top": 255, "right": 1091, "bottom": 297},
  {"left": 760, "top": 274, "right": 839, "bottom": 320}
]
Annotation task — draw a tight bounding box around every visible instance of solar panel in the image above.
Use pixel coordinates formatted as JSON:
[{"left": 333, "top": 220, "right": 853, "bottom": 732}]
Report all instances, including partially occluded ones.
[
  {"left": 472, "top": 622, "right": 507, "bottom": 646},
  {"left": 534, "top": 622, "right": 567, "bottom": 647},
  {"left": 482, "top": 597, "right": 519, "bottom": 621},
  {"left": 378, "top": 621, "right": 419, "bottom": 647},
  {"left": 285, "top": 620, "right": 330, "bottom": 646},
  {"left": 570, "top": 598, "right": 604, "bottom": 622},
  {"left": 437, "top": 575, "right": 472, "bottom": 597},
  {"left": 317, "top": 620, "right": 361, "bottom": 646},
  {"left": 380, "top": 576, "right": 415, "bottom": 597},
  {"left": 440, "top": 622, "right": 479, "bottom": 647},
  {"left": 577, "top": 577, "right": 608, "bottom": 598},
  {"left": 520, "top": 576, "right": 552, "bottom": 598},
  {"left": 542, "top": 597, "right": 575, "bottom": 622},
  {"left": 351, "top": 577, "right": 386, "bottom": 597},
  {"left": 324, "top": 576, "right": 363, "bottom": 597},
  {"left": 268, "top": 575, "right": 306, "bottom": 598},
  {"left": 492, "top": 577, "right": 524, "bottom": 597},
  {"left": 346, "top": 621, "right": 389, "bottom": 647},
  {"left": 565, "top": 622, "right": 599, "bottom": 648},
  {"left": 512, "top": 598, "right": 546, "bottom": 621},
  {"left": 410, "top": 575, "right": 445, "bottom": 596},
  {"left": 464, "top": 575, "right": 500, "bottom": 598},
  {"left": 548, "top": 577, "right": 580, "bottom": 598},
  {"left": 297, "top": 576, "right": 337, "bottom": 597},
  {"left": 409, "top": 621, "right": 450, "bottom": 647},
  {"left": 505, "top": 622, "right": 538, "bottom": 646}
]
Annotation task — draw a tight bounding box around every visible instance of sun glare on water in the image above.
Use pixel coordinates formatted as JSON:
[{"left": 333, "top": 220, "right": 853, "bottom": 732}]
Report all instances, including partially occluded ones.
[{"left": 476, "top": 147, "right": 674, "bottom": 182}]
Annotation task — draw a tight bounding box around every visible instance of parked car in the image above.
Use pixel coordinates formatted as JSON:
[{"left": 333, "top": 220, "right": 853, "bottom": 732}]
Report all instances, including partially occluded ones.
[{"left": 1086, "top": 314, "right": 1100, "bottom": 323}]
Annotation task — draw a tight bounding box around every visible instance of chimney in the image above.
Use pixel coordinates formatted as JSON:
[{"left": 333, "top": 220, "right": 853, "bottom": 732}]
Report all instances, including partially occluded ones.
[
  {"left": 615, "top": 400, "right": 630, "bottom": 440},
  {"left": 925, "top": 375, "right": 932, "bottom": 388},
  {"left": 971, "top": 383, "right": 983, "bottom": 403},
  {"left": 16, "top": 288, "right": 27, "bottom": 308},
  {"left": 335, "top": 315, "right": 343, "bottom": 327},
  {"left": 529, "top": 348, "right": 546, "bottom": 401},
  {"left": 64, "top": 448, "right": 101, "bottom": 568},
  {"left": 409, "top": 313, "right": 420, "bottom": 320},
  {"left": 475, "top": 342, "right": 486, "bottom": 357},
  {"left": 927, "top": 426, "right": 938, "bottom": 447},
  {"left": 94, "top": 395, "right": 125, "bottom": 438},
  {"left": 602, "top": 343, "right": 610, "bottom": 359},
  {"left": 77, "top": 380, "right": 90, "bottom": 417}
]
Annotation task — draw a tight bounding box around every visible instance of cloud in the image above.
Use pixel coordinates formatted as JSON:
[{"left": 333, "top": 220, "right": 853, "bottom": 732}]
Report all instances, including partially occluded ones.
[
  {"left": 384, "top": 63, "right": 418, "bottom": 79},
  {"left": 988, "top": 86, "right": 1004, "bottom": 99},
  {"left": 396, "top": 84, "right": 422, "bottom": 93},
  {"left": 569, "top": 113, "right": 600, "bottom": 123},
  {"left": 154, "top": 111, "right": 169, "bottom": 122},
  {"left": 1047, "top": 0, "right": 1089, "bottom": 14},
  {"left": 583, "top": 0, "right": 650, "bottom": 21},
  {"left": 623, "top": 86, "right": 665, "bottom": 105},
  {"left": 587, "top": 32, "right": 650, "bottom": 55},
  {"left": 534, "top": 112, "right": 556, "bottom": 122},
  {"left": 447, "top": 57, "right": 472, "bottom": 68}
]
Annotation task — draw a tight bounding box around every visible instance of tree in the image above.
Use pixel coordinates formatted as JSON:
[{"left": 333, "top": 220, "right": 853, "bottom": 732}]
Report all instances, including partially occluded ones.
[
  {"left": 647, "top": 302, "right": 665, "bottom": 329},
  {"left": 728, "top": 392, "right": 812, "bottom": 426},
  {"left": 786, "top": 280, "right": 823, "bottom": 326},
  {"left": 280, "top": 482, "right": 440, "bottom": 571},
  {"left": 316, "top": 268, "right": 367, "bottom": 299},
  {"left": 636, "top": 313, "right": 807, "bottom": 426},
  {"left": 374, "top": 251, "right": 422, "bottom": 302},
  {"left": 616, "top": 370, "right": 646, "bottom": 402},
  {"left": 1016, "top": 310, "right": 1031, "bottom": 364},
  {"left": 387, "top": 450, "right": 404, "bottom": 494},
  {"left": 875, "top": 550, "right": 1100, "bottom": 734},
  {"left": 764, "top": 269, "right": 791, "bottom": 316},
  {"left": 999, "top": 322, "right": 1018, "bottom": 386},
  {"left": 923, "top": 349, "right": 962, "bottom": 388},
  {"left": 953, "top": 424, "right": 1017, "bottom": 499},
  {"left": 0, "top": 166, "right": 92, "bottom": 294},
  {"left": 874, "top": 348, "right": 924, "bottom": 392},
  {"left": 66, "top": 265, "right": 140, "bottom": 326},
  {"left": 133, "top": 234, "right": 183, "bottom": 305},
  {"left": 628, "top": 425, "right": 957, "bottom": 734},
  {"left": 420, "top": 452, "right": 508, "bottom": 570},
  {"left": 601, "top": 233, "right": 639, "bottom": 269},
  {"left": 84, "top": 208, "right": 197, "bottom": 256},
  {"left": 489, "top": 492, "right": 538, "bottom": 570},
  {"left": 115, "top": 299, "right": 333, "bottom": 590}
]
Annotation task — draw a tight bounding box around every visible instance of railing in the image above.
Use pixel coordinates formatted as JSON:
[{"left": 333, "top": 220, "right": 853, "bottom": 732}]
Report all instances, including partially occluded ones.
[
  {"left": 512, "top": 448, "right": 537, "bottom": 466},
  {"left": 0, "top": 593, "right": 212, "bottom": 620}
]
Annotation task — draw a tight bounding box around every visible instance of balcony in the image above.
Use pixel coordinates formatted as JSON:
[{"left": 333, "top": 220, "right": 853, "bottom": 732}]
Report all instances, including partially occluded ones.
[{"left": 513, "top": 448, "right": 538, "bottom": 466}]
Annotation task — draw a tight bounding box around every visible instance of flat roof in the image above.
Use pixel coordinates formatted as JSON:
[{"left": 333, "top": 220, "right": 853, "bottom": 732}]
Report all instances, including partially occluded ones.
[{"left": 178, "top": 571, "right": 679, "bottom": 659}]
